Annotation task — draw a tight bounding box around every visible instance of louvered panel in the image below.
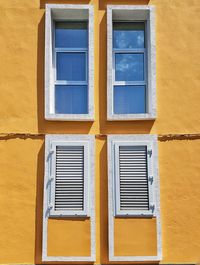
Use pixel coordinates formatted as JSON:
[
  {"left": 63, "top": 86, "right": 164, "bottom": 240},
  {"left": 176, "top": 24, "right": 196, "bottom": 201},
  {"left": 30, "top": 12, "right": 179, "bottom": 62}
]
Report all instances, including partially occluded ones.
[
  {"left": 55, "top": 145, "right": 84, "bottom": 211},
  {"left": 119, "top": 146, "right": 149, "bottom": 211}
]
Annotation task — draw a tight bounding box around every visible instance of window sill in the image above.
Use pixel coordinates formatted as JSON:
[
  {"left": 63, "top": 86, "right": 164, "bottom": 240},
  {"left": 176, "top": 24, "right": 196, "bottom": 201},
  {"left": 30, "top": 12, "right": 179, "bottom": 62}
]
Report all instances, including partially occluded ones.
[
  {"left": 45, "top": 113, "right": 95, "bottom": 121},
  {"left": 107, "top": 113, "right": 156, "bottom": 121}
]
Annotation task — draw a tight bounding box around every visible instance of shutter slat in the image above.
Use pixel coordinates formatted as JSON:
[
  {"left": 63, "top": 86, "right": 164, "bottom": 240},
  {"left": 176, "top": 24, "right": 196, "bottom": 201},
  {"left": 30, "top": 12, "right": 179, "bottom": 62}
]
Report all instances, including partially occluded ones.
[
  {"left": 55, "top": 145, "right": 84, "bottom": 211},
  {"left": 119, "top": 146, "right": 149, "bottom": 211}
]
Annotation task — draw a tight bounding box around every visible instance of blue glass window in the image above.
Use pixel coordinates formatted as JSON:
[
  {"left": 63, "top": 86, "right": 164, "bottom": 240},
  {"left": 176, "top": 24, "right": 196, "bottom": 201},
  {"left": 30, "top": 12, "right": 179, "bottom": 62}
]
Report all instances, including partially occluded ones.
[
  {"left": 55, "top": 22, "right": 88, "bottom": 48},
  {"left": 55, "top": 85, "right": 88, "bottom": 114},
  {"left": 56, "top": 52, "right": 86, "bottom": 81},
  {"left": 55, "top": 22, "right": 88, "bottom": 114},
  {"left": 113, "top": 22, "right": 146, "bottom": 115},
  {"left": 113, "top": 22, "right": 145, "bottom": 49},
  {"left": 115, "top": 53, "right": 144, "bottom": 81},
  {"left": 114, "top": 85, "right": 146, "bottom": 114}
]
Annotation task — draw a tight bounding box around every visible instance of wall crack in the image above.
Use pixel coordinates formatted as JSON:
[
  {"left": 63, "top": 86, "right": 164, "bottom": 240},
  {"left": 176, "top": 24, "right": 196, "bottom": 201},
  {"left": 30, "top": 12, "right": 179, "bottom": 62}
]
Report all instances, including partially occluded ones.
[{"left": 1, "top": 133, "right": 200, "bottom": 141}]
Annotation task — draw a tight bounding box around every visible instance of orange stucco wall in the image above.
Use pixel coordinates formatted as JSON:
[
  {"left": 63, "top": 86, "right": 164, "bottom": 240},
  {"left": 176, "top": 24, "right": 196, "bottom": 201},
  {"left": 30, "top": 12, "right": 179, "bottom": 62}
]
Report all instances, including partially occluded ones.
[
  {"left": 114, "top": 218, "right": 157, "bottom": 257},
  {"left": 47, "top": 218, "right": 91, "bottom": 256},
  {"left": 0, "top": 0, "right": 200, "bottom": 264}
]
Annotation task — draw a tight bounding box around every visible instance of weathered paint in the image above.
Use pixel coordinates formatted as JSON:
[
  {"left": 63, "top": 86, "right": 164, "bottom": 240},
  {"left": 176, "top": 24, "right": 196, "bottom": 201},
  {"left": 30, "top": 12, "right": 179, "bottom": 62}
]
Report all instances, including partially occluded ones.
[{"left": 0, "top": 0, "right": 200, "bottom": 264}]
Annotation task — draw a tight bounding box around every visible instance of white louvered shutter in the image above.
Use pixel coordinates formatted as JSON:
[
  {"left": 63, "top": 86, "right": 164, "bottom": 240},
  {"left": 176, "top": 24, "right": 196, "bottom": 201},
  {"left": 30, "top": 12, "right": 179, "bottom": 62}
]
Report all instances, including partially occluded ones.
[
  {"left": 54, "top": 145, "right": 84, "bottom": 212},
  {"left": 115, "top": 144, "right": 154, "bottom": 215}
]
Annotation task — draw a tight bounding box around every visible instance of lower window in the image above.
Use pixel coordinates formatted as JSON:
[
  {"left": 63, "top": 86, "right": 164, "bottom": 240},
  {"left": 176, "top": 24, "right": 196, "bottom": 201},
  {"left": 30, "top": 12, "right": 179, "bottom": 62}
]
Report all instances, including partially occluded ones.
[
  {"left": 108, "top": 134, "right": 157, "bottom": 217},
  {"left": 44, "top": 134, "right": 95, "bottom": 217}
]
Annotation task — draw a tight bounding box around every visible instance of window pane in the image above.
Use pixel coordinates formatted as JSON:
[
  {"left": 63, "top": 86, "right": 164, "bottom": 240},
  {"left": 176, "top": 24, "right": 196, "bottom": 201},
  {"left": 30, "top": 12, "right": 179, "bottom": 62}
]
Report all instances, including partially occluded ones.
[
  {"left": 114, "top": 85, "right": 146, "bottom": 114},
  {"left": 115, "top": 53, "right": 144, "bottom": 81},
  {"left": 55, "top": 85, "right": 88, "bottom": 114},
  {"left": 55, "top": 22, "right": 88, "bottom": 48},
  {"left": 113, "top": 22, "right": 145, "bottom": 49},
  {"left": 56, "top": 52, "right": 86, "bottom": 81}
]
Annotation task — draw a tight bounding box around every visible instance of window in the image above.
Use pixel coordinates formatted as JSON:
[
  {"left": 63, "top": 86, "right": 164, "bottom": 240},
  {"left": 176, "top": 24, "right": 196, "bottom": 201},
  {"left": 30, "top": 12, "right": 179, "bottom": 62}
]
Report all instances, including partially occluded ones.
[
  {"left": 44, "top": 135, "right": 95, "bottom": 217},
  {"left": 45, "top": 4, "right": 94, "bottom": 121},
  {"left": 113, "top": 22, "right": 146, "bottom": 114},
  {"left": 107, "top": 5, "right": 156, "bottom": 120},
  {"left": 55, "top": 22, "right": 88, "bottom": 114},
  {"left": 108, "top": 135, "right": 158, "bottom": 217}
]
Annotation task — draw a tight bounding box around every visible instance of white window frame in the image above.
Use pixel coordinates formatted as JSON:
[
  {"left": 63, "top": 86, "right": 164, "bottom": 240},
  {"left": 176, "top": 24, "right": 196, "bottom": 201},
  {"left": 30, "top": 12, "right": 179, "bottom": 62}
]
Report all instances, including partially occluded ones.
[
  {"left": 107, "top": 5, "right": 156, "bottom": 120},
  {"left": 114, "top": 140, "right": 155, "bottom": 217},
  {"left": 49, "top": 140, "right": 90, "bottom": 217},
  {"left": 42, "top": 134, "right": 96, "bottom": 262},
  {"left": 45, "top": 4, "right": 94, "bottom": 121},
  {"left": 107, "top": 134, "right": 162, "bottom": 262}
]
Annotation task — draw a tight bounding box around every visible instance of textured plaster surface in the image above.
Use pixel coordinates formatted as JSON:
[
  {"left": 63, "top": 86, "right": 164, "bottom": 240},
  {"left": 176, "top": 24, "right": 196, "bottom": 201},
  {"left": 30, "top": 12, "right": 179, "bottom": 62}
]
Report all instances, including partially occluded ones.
[
  {"left": 0, "top": 0, "right": 200, "bottom": 264},
  {"left": 0, "top": 0, "right": 199, "bottom": 133},
  {"left": 1, "top": 137, "right": 200, "bottom": 263}
]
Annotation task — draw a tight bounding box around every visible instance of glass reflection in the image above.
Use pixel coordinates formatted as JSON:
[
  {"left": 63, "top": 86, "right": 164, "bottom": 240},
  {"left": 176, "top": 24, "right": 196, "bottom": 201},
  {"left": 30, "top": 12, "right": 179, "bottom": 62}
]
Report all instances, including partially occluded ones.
[
  {"left": 55, "top": 85, "right": 88, "bottom": 114},
  {"left": 114, "top": 85, "right": 146, "bottom": 114},
  {"left": 115, "top": 53, "right": 144, "bottom": 81},
  {"left": 113, "top": 22, "right": 145, "bottom": 49}
]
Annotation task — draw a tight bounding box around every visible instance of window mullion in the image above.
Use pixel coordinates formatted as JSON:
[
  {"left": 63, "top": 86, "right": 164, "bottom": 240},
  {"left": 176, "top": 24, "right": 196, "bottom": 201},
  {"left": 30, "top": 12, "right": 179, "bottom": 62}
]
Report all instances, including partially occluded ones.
[
  {"left": 55, "top": 81, "right": 88, "bottom": 85},
  {"left": 113, "top": 48, "right": 145, "bottom": 53},
  {"left": 55, "top": 47, "right": 88, "bottom": 52}
]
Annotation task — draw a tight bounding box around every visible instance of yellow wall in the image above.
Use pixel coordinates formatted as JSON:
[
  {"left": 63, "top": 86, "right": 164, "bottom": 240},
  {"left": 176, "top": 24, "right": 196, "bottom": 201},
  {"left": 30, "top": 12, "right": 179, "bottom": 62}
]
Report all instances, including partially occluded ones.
[
  {"left": 47, "top": 218, "right": 91, "bottom": 256},
  {"left": 0, "top": 0, "right": 200, "bottom": 264},
  {"left": 114, "top": 218, "right": 157, "bottom": 257}
]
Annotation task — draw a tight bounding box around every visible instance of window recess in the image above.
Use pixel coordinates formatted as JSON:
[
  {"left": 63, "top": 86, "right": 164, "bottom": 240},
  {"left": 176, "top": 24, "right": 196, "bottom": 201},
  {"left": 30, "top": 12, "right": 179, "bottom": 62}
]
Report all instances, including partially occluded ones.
[
  {"left": 45, "top": 4, "right": 94, "bottom": 121},
  {"left": 107, "top": 5, "right": 156, "bottom": 120}
]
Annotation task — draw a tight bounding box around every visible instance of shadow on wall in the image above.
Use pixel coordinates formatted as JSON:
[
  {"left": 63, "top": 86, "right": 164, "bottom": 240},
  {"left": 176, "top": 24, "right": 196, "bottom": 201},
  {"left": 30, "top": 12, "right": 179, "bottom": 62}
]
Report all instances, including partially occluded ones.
[
  {"left": 99, "top": 0, "right": 150, "bottom": 9},
  {"left": 99, "top": 140, "right": 109, "bottom": 263},
  {"left": 40, "top": 0, "right": 91, "bottom": 9},
  {"left": 35, "top": 142, "right": 45, "bottom": 264}
]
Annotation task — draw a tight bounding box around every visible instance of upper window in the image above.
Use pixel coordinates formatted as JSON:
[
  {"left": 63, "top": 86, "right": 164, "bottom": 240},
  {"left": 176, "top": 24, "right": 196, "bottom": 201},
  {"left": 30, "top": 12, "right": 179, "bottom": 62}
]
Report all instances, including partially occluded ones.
[
  {"left": 107, "top": 5, "right": 156, "bottom": 120},
  {"left": 45, "top": 5, "right": 94, "bottom": 121},
  {"left": 55, "top": 22, "right": 88, "bottom": 114}
]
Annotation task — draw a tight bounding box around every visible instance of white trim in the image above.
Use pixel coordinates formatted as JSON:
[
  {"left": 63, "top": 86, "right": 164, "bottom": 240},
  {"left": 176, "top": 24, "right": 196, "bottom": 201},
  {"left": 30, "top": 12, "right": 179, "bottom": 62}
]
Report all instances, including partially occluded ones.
[
  {"left": 45, "top": 4, "right": 94, "bottom": 121},
  {"left": 107, "top": 134, "right": 162, "bottom": 261},
  {"left": 107, "top": 5, "right": 156, "bottom": 120},
  {"left": 42, "top": 134, "right": 96, "bottom": 262}
]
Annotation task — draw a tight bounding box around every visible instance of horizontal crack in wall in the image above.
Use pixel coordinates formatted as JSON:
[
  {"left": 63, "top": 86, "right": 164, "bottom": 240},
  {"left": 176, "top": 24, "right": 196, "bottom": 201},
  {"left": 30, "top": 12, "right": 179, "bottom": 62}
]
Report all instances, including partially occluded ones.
[
  {"left": 1, "top": 133, "right": 200, "bottom": 141},
  {"left": 0, "top": 133, "right": 45, "bottom": 140},
  {"left": 158, "top": 134, "right": 200, "bottom": 141}
]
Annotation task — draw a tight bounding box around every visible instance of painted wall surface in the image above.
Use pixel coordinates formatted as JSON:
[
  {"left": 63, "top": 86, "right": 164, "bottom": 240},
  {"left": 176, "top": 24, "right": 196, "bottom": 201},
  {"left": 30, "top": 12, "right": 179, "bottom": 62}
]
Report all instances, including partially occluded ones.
[
  {"left": 114, "top": 218, "right": 157, "bottom": 257},
  {"left": 47, "top": 219, "right": 91, "bottom": 256},
  {"left": 0, "top": 0, "right": 200, "bottom": 264}
]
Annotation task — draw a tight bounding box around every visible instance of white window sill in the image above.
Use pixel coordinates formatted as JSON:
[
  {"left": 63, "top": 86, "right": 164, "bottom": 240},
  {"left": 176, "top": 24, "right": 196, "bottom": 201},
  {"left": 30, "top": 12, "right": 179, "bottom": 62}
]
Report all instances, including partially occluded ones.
[
  {"left": 45, "top": 113, "right": 95, "bottom": 121},
  {"left": 107, "top": 113, "right": 156, "bottom": 121}
]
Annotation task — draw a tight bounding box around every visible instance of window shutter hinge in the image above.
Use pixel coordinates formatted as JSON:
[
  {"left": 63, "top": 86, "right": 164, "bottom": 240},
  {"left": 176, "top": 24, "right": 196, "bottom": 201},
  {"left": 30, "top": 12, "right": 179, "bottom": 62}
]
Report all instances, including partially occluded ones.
[
  {"left": 46, "top": 176, "right": 54, "bottom": 187},
  {"left": 148, "top": 176, "right": 154, "bottom": 184},
  {"left": 147, "top": 149, "right": 152, "bottom": 157},
  {"left": 47, "top": 150, "right": 54, "bottom": 161},
  {"left": 48, "top": 204, "right": 53, "bottom": 210},
  {"left": 149, "top": 204, "right": 155, "bottom": 213}
]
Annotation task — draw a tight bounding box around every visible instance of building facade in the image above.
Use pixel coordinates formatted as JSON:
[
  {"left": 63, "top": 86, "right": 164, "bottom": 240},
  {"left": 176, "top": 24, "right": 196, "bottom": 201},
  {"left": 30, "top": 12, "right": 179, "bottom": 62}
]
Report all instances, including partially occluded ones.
[{"left": 0, "top": 0, "right": 200, "bottom": 264}]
